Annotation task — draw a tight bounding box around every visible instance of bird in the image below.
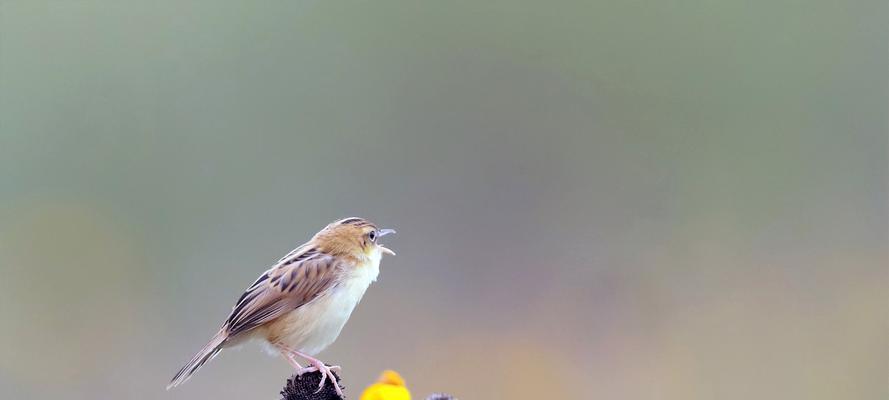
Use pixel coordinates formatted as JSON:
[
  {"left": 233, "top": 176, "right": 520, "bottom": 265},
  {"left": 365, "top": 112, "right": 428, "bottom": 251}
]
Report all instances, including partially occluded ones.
[
  {"left": 360, "top": 370, "right": 412, "bottom": 400},
  {"left": 167, "top": 217, "right": 396, "bottom": 398}
]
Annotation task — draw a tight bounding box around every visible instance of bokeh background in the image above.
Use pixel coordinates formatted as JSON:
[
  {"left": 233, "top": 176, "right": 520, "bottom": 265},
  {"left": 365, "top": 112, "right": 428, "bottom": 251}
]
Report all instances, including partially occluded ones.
[{"left": 1, "top": 1, "right": 886, "bottom": 399}]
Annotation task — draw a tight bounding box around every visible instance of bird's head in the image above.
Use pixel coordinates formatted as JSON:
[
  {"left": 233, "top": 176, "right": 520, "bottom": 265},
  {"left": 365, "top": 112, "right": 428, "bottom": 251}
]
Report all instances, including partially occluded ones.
[{"left": 312, "top": 217, "right": 396, "bottom": 260}]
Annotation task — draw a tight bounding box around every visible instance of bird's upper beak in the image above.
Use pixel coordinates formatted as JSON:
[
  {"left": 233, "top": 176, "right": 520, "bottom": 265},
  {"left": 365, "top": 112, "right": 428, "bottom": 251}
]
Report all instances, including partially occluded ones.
[{"left": 377, "top": 228, "right": 396, "bottom": 256}]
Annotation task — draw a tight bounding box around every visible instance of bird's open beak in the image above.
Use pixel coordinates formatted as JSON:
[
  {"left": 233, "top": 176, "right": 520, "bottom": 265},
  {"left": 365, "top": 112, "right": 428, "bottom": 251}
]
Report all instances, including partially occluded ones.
[{"left": 378, "top": 228, "right": 396, "bottom": 256}]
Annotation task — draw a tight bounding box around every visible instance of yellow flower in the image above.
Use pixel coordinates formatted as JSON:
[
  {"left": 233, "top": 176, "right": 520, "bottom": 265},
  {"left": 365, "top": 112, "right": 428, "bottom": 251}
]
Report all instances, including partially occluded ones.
[{"left": 360, "top": 370, "right": 411, "bottom": 400}]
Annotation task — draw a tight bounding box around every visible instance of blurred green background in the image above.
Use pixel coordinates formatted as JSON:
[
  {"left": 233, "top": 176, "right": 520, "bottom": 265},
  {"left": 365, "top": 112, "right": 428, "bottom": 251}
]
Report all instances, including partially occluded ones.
[{"left": 0, "top": 1, "right": 886, "bottom": 399}]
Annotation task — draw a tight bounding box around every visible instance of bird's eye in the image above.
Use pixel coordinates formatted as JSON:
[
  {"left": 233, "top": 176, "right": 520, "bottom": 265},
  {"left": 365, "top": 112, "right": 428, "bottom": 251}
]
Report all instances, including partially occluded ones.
[{"left": 368, "top": 230, "right": 377, "bottom": 242}]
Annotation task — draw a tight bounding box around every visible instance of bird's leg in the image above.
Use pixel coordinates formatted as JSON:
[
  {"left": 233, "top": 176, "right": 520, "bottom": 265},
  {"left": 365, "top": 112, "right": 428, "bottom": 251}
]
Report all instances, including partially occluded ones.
[
  {"left": 274, "top": 344, "right": 303, "bottom": 369},
  {"left": 284, "top": 353, "right": 304, "bottom": 370}
]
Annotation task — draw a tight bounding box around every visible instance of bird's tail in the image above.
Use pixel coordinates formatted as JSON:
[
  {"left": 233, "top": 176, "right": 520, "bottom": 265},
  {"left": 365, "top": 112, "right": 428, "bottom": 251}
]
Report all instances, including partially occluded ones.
[{"left": 167, "top": 331, "right": 227, "bottom": 389}]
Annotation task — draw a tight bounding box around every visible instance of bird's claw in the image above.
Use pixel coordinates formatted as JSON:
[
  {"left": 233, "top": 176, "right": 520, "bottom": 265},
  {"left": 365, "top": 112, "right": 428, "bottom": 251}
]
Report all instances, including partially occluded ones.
[{"left": 297, "top": 363, "right": 344, "bottom": 398}]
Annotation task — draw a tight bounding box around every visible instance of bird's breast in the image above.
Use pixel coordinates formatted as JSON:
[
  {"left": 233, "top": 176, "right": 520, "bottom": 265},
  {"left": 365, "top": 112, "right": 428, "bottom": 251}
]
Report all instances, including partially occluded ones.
[{"left": 265, "top": 256, "right": 380, "bottom": 355}]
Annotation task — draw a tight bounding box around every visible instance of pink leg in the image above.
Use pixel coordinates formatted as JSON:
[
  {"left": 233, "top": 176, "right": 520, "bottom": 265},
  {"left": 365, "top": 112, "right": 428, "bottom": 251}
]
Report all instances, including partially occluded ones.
[
  {"left": 285, "top": 353, "right": 304, "bottom": 370},
  {"left": 274, "top": 344, "right": 303, "bottom": 369}
]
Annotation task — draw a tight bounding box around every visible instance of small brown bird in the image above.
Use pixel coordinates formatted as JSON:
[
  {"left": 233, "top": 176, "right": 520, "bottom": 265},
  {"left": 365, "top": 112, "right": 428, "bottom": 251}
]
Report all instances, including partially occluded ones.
[{"left": 168, "top": 217, "right": 396, "bottom": 397}]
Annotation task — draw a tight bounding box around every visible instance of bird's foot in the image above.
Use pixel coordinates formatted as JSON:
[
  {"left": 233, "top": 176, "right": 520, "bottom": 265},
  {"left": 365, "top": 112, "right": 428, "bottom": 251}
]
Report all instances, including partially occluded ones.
[
  {"left": 298, "top": 365, "right": 342, "bottom": 375},
  {"left": 297, "top": 360, "right": 343, "bottom": 398}
]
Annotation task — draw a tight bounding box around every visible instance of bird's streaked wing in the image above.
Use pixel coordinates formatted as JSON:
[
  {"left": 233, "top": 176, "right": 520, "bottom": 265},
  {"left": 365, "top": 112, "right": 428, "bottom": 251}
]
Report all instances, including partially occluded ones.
[{"left": 223, "top": 247, "right": 343, "bottom": 337}]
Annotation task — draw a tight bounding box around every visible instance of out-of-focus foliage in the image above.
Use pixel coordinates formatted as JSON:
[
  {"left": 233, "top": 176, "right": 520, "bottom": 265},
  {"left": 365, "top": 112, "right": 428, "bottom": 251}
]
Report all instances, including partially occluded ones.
[{"left": 0, "top": 1, "right": 885, "bottom": 400}]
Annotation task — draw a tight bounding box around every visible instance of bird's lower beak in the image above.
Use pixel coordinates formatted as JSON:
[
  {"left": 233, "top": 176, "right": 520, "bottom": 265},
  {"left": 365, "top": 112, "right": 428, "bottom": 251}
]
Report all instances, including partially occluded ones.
[{"left": 378, "top": 228, "right": 396, "bottom": 256}]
